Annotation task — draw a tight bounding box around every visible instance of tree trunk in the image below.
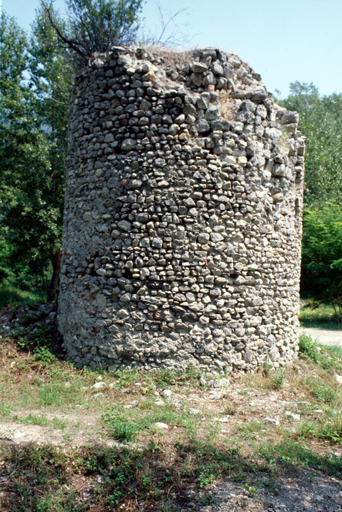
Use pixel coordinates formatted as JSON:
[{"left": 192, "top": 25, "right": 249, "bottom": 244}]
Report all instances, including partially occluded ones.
[{"left": 48, "top": 248, "right": 62, "bottom": 303}]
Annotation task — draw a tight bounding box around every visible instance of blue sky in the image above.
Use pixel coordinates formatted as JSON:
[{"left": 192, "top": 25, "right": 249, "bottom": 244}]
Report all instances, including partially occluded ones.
[{"left": 3, "top": 0, "right": 342, "bottom": 98}]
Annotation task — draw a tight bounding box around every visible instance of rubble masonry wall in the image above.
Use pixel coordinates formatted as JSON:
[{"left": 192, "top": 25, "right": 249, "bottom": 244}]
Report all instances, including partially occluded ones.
[{"left": 58, "top": 47, "right": 305, "bottom": 372}]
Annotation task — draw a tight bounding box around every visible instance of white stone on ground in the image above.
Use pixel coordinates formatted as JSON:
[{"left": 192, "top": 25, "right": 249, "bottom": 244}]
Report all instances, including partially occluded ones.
[{"left": 153, "top": 422, "right": 169, "bottom": 430}]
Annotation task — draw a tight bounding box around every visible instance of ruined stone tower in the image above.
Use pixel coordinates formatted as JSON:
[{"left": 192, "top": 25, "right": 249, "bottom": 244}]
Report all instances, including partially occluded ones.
[{"left": 58, "top": 47, "right": 305, "bottom": 372}]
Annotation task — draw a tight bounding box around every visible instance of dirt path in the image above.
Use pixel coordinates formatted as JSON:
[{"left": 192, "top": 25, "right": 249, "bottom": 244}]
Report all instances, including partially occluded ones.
[{"left": 303, "top": 327, "right": 342, "bottom": 348}]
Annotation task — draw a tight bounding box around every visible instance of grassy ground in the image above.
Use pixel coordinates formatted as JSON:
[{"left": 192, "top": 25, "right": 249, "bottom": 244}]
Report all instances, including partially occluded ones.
[
  {"left": 0, "top": 283, "right": 47, "bottom": 310},
  {"left": 1, "top": 326, "right": 342, "bottom": 510},
  {"left": 300, "top": 297, "right": 342, "bottom": 329}
]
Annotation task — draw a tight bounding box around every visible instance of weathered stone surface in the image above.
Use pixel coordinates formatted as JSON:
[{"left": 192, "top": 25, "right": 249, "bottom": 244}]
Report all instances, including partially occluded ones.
[
  {"left": 58, "top": 46, "right": 304, "bottom": 374},
  {"left": 196, "top": 119, "right": 210, "bottom": 132},
  {"left": 191, "top": 61, "right": 208, "bottom": 73}
]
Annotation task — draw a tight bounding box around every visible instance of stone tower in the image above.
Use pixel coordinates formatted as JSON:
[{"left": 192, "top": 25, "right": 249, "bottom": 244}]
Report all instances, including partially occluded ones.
[{"left": 58, "top": 47, "right": 305, "bottom": 372}]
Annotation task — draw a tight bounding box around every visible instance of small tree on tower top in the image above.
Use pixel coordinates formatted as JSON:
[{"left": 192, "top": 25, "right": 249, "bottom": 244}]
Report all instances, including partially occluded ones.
[{"left": 40, "top": 0, "right": 144, "bottom": 66}]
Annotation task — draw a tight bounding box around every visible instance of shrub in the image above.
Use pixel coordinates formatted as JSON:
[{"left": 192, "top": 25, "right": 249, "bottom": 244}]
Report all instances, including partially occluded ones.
[{"left": 302, "top": 204, "right": 342, "bottom": 322}]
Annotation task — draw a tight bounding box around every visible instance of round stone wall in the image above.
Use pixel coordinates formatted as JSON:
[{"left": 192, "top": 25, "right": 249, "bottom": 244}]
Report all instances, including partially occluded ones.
[{"left": 58, "top": 47, "right": 305, "bottom": 372}]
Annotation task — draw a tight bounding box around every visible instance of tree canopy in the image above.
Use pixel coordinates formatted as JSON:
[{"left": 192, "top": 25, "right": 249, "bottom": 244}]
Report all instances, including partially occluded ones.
[
  {"left": 0, "top": 11, "right": 72, "bottom": 299},
  {"left": 282, "top": 82, "right": 342, "bottom": 208},
  {"left": 40, "top": 0, "right": 144, "bottom": 66}
]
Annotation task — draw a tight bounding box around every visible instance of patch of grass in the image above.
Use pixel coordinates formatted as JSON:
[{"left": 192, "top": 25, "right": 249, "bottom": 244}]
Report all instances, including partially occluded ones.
[
  {"left": 269, "top": 369, "right": 286, "bottom": 390},
  {"left": 4, "top": 322, "right": 342, "bottom": 510},
  {"left": 299, "top": 419, "right": 342, "bottom": 444},
  {"left": 103, "top": 411, "right": 140, "bottom": 442},
  {"left": 1, "top": 441, "right": 258, "bottom": 511},
  {"left": 235, "top": 420, "right": 266, "bottom": 440},
  {"left": 300, "top": 299, "right": 341, "bottom": 329},
  {"left": 52, "top": 417, "right": 68, "bottom": 430},
  {"left": 326, "top": 345, "right": 342, "bottom": 358},
  {"left": 103, "top": 404, "right": 198, "bottom": 442},
  {"left": 34, "top": 489, "right": 81, "bottom": 512},
  {"left": 260, "top": 440, "right": 342, "bottom": 474},
  {"left": 155, "top": 368, "right": 176, "bottom": 388},
  {"left": 111, "top": 369, "right": 142, "bottom": 389},
  {"left": 311, "top": 383, "right": 338, "bottom": 404},
  {"left": 299, "top": 332, "right": 342, "bottom": 372},
  {"left": 257, "top": 367, "right": 287, "bottom": 391},
  {"left": 139, "top": 397, "right": 155, "bottom": 410},
  {"left": 38, "top": 382, "right": 85, "bottom": 408},
  {"left": 17, "top": 414, "right": 50, "bottom": 427},
  {"left": 146, "top": 406, "right": 195, "bottom": 431},
  {"left": 0, "top": 283, "right": 47, "bottom": 310},
  {"left": 0, "top": 401, "right": 12, "bottom": 417}
]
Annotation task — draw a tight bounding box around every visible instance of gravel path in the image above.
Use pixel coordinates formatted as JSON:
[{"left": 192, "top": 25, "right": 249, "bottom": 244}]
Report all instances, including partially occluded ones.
[{"left": 303, "top": 328, "right": 342, "bottom": 348}]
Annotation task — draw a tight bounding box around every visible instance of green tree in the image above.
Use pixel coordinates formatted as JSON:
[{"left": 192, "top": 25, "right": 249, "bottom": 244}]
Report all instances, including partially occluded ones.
[
  {"left": 282, "top": 82, "right": 342, "bottom": 208},
  {"left": 29, "top": 9, "right": 74, "bottom": 300},
  {"left": 0, "top": 13, "right": 48, "bottom": 283},
  {"left": 302, "top": 204, "right": 342, "bottom": 322},
  {"left": 0, "top": 12, "right": 72, "bottom": 300},
  {"left": 40, "top": 0, "right": 144, "bottom": 66}
]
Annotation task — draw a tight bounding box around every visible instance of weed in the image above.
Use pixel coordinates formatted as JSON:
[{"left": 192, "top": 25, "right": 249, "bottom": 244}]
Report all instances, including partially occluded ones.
[
  {"left": 299, "top": 332, "right": 342, "bottom": 372},
  {"left": 312, "top": 384, "right": 338, "bottom": 404},
  {"left": 199, "top": 493, "right": 214, "bottom": 506},
  {"left": 107, "top": 489, "right": 124, "bottom": 506},
  {"left": 299, "top": 419, "right": 342, "bottom": 444},
  {"left": 198, "top": 467, "right": 216, "bottom": 488},
  {"left": 262, "top": 480, "right": 276, "bottom": 490},
  {"left": 19, "top": 414, "right": 50, "bottom": 427},
  {"left": 270, "top": 369, "right": 286, "bottom": 390},
  {"left": 299, "top": 333, "right": 323, "bottom": 364},
  {"left": 242, "top": 483, "right": 260, "bottom": 496},
  {"left": 34, "top": 345, "right": 58, "bottom": 363},
  {"left": 0, "top": 402, "right": 12, "bottom": 417},
  {"left": 236, "top": 420, "right": 265, "bottom": 435},
  {"left": 155, "top": 368, "right": 176, "bottom": 388},
  {"left": 17, "top": 335, "right": 30, "bottom": 349},
  {"left": 262, "top": 359, "right": 272, "bottom": 376},
  {"left": 52, "top": 417, "right": 68, "bottom": 430},
  {"left": 103, "top": 411, "right": 140, "bottom": 442},
  {"left": 140, "top": 470, "right": 153, "bottom": 489},
  {"left": 260, "top": 440, "right": 342, "bottom": 474},
  {"left": 222, "top": 404, "right": 236, "bottom": 416}
]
